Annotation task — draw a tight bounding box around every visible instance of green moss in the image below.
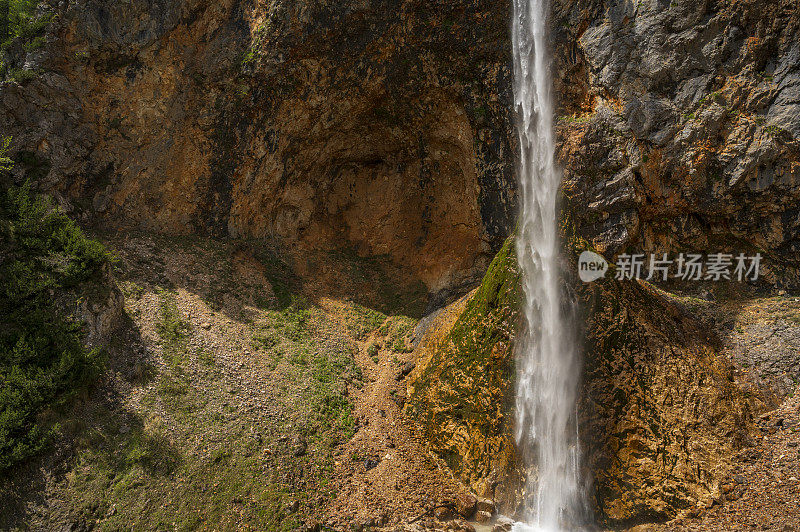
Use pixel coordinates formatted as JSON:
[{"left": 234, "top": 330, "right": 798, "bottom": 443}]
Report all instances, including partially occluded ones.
[
  {"left": 407, "top": 236, "right": 520, "bottom": 479},
  {"left": 444, "top": 237, "right": 519, "bottom": 363}
]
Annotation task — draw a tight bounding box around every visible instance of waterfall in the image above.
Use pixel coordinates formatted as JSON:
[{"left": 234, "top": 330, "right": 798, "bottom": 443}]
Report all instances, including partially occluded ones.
[{"left": 511, "top": 0, "right": 587, "bottom": 530}]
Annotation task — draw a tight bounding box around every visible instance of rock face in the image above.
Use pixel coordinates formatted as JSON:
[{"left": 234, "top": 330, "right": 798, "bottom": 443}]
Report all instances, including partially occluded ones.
[
  {"left": 578, "top": 277, "right": 753, "bottom": 524},
  {"left": 0, "top": 0, "right": 518, "bottom": 299},
  {"left": 2, "top": 0, "right": 797, "bottom": 527},
  {"left": 552, "top": 0, "right": 800, "bottom": 286},
  {"left": 407, "top": 239, "right": 755, "bottom": 525}
]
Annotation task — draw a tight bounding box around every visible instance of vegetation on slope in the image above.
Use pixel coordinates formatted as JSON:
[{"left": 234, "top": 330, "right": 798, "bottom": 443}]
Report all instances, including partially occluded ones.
[
  {"left": 0, "top": 0, "right": 52, "bottom": 82},
  {"left": 0, "top": 0, "right": 46, "bottom": 47},
  {"left": 0, "top": 232, "right": 393, "bottom": 530},
  {"left": 0, "top": 143, "right": 112, "bottom": 472}
]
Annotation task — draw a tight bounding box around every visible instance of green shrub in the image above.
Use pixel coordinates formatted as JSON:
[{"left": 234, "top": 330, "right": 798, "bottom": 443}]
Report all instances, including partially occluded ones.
[
  {"left": 1, "top": 1, "right": 52, "bottom": 49},
  {"left": 0, "top": 174, "right": 111, "bottom": 473}
]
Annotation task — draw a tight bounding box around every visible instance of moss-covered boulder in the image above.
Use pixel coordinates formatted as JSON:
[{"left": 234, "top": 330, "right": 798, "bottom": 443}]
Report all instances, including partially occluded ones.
[{"left": 405, "top": 236, "right": 523, "bottom": 510}]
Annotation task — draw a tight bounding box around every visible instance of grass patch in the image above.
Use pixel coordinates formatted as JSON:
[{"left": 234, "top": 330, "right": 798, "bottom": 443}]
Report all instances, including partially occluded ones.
[
  {"left": 340, "top": 301, "right": 386, "bottom": 340},
  {"left": 367, "top": 342, "right": 379, "bottom": 363},
  {"left": 155, "top": 290, "right": 190, "bottom": 366},
  {"left": 380, "top": 316, "right": 417, "bottom": 353}
]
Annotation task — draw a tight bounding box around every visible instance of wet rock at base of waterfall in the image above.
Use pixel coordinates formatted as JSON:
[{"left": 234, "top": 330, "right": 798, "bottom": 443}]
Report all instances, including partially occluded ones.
[
  {"left": 454, "top": 493, "right": 477, "bottom": 518},
  {"left": 492, "top": 516, "right": 515, "bottom": 532},
  {"left": 475, "top": 510, "right": 492, "bottom": 523},
  {"left": 476, "top": 498, "right": 495, "bottom": 514},
  {"left": 447, "top": 520, "right": 476, "bottom": 532}
]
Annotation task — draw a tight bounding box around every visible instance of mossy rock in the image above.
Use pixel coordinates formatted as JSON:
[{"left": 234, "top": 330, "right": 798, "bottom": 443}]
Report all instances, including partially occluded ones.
[{"left": 406, "top": 236, "right": 522, "bottom": 503}]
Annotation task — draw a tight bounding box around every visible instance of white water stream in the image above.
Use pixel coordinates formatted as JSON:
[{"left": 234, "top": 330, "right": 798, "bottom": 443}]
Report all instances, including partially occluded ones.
[{"left": 511, "top": 0, "right": 587, "bottom": 530}]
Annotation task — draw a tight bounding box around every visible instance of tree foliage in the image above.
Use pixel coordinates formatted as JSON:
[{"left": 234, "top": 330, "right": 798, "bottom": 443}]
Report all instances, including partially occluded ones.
[{"left": 0, "top": 140, "right": 111, "bottom": 473}]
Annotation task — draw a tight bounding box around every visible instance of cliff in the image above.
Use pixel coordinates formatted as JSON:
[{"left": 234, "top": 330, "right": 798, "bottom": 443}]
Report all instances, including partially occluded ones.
[{"left": 1, "top": 0, "right": 799, "bottom": 529}]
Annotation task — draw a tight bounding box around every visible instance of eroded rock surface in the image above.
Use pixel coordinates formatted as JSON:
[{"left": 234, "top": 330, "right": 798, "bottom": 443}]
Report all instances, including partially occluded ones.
[
  {"left": 554, "top": 0, "right": 800, "bottom": 286},
  {"left": 1, "top": 0, "right": 518, "bottom": 299}
]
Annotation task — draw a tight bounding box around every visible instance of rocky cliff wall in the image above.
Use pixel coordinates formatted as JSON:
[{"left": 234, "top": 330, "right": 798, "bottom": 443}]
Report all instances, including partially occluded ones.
[
  {"left": 2, "top": 0, "right": 799, "bottom": 526},
  {"left": 553, "top": 0, "right": 800, "bottom": 286},
  {"left": 0, "top": 0, "right": 518, "bottom": 301}
]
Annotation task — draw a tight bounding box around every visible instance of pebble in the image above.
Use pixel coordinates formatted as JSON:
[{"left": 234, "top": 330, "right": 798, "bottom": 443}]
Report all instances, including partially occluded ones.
[{"left": 292, "top": 435, "right": 307, "bottom": 457}]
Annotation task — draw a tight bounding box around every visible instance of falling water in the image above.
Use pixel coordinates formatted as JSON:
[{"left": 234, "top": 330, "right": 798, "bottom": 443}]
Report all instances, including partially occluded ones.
[{"left": 511, "top": 0, "right": 586, "bottom": 530}]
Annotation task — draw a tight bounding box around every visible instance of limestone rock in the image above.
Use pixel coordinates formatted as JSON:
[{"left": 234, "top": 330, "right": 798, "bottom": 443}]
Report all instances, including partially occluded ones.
[{"left": 454, "top": 493, "right": 477, "bottom": 519}]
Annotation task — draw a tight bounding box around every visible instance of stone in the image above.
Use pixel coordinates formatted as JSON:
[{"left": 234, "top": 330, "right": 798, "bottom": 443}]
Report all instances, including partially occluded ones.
[
  {"left": 433, "top": 505, "right": 453, "bottom": 520},
  {"left": 395, "top": 361, "right": 416, "bottom": 381},
  {"left": 454, "top": 493, "right": 477, "bottom": 518},
  {"left": 475, "top": 510, "right": 492, "bottom": 523},
  {"left": 292, "top": 436, "right": 307, "bottom": 457},
  {"left": 476, "top": 498, "right": 495, "bottom": 515},
  {"left": 450, "top": 520, "right": 476, "bottom": 532},
  {"left": 390, "top": 390, "right": 406, "bottom": 408},
  {"left": 200, "top": 321, "right": 211, "bottom": 329},
  {"left": 492, "top": 516, "right": 515, "bottom": 532}
]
